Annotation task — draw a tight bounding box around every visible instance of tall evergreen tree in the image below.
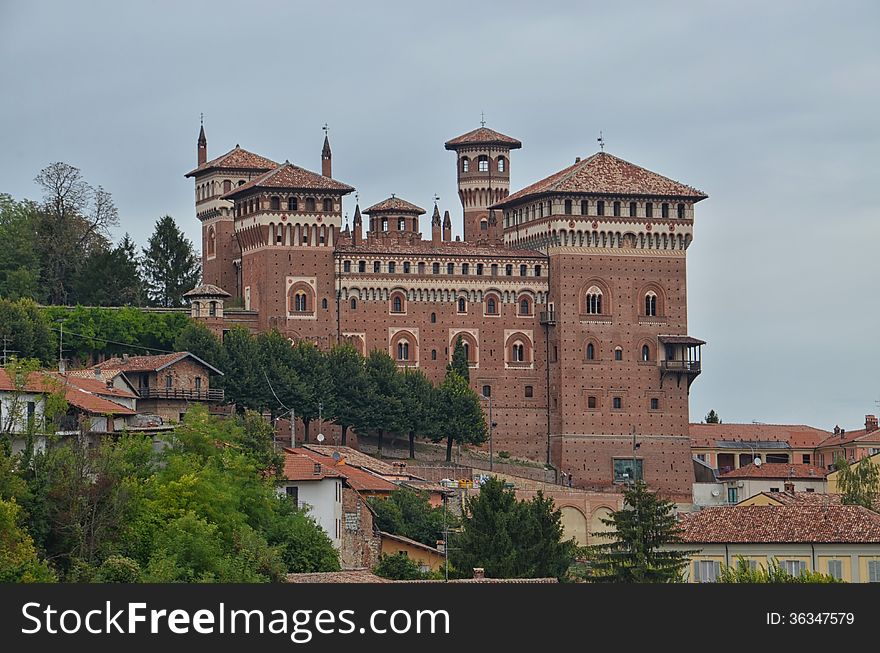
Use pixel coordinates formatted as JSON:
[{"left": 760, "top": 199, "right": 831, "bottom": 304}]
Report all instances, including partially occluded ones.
[
  {"left": 364, "top": 350, "right": 405, "bottom": 455},
  {"left": 289, "top": 341, "right": 331, "bottom": 442},
  {"left": 446, "top": 335, "right": 470, "bottom": 382},
  {"left": 142, "top": 216, "right": 200, "bottom": 307},
  {"left": 327, "top": 343, "right": 370, "bottom": 446},
  {"left": 173, "top": 322, "right": 226, "bottom": 375},
  {"left": 400, "top": 368, "right": 435, "bottom": 459},
  {"left": 704, "top": 409, "right": 721, "bottom": 424},
  {"left": 584, "top": 481, "right": 689, "bottom": 583}
]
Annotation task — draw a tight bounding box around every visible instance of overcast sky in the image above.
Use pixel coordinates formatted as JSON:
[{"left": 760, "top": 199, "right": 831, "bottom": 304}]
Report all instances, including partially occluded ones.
[{"left": 1, "top": 1, "right": 877, "bottom": 430}]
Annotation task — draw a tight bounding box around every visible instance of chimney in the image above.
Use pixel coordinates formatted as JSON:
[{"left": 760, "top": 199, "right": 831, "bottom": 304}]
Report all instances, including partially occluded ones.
[
  {"left": 122, "top": 353, "right": 129, "bottom": 362},
  {"left": 784, "top": 480, "right": 795, "bottom": 494},
  {"left": 575, "top": 157, "right": 581, "bottom": 163},
  {"left": 866, "top": 415, "right": 878, "bottom": 434},
  {"left": 472, "top": 567, "right": 485, "bottom": 580},
  {"left": 94, "top": 367, "right": 102, "bottom": 378},
  {"left": 313, "top": 463, "right": 322, "bottom": 475}
]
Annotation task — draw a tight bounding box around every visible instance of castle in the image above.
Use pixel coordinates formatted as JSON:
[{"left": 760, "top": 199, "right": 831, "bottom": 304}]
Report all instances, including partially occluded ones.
[{"left": 185, "top": 123, "right": 707, "bottom": 501}]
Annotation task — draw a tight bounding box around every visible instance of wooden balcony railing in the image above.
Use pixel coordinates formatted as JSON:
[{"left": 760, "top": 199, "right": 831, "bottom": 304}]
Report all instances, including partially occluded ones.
[{"left": 138, "top": 387, "right": 224, "bottom": 402}]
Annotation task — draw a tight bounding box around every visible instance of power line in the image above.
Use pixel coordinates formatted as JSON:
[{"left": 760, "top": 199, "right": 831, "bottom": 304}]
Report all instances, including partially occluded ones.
[{"left": 47, "top": 326, "right": 176, "bottom": 354}]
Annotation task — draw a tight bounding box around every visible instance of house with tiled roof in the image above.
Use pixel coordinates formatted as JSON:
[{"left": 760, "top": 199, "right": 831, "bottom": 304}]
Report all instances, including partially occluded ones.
[
  {"left": 93, "top": 352, "right": 223, "bottom": 423},
  {"left": 815, "top": 416, "right": 880, "bottom": 469},
  {"left": 674, "top": 504, "right": 880, "bottom": 582},
  {"left": 379, "top": 531, "right": 445, "bottom": 574},
  {"left": 278, "top": 449, "right": 345, "bottom": 550}
]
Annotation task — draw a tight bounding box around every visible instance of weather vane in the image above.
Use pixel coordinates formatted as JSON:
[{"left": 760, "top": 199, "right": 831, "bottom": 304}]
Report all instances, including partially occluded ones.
[
  {"left": 322, "top": 122, "right": 329, "bottom": 136},
  {"left": 597, "top": 131, "right": 605, "bottom": 151},
  {"left": 480, "top": 112, "right": 486, "bottom": 128},
  {"left": 355, "top": 191, "right": 359, "bottom": 205},
  {"left": 434, "top": 194, "right": 440, "bottom": 203},
  {"left": 200, "top": 112, "right": 204, "bottom": 126}
]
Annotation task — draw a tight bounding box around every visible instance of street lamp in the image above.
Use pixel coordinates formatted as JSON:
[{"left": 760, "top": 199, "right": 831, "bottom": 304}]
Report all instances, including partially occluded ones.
[{"left": 480, "top": 391, "right": 498, "bottom": 471}]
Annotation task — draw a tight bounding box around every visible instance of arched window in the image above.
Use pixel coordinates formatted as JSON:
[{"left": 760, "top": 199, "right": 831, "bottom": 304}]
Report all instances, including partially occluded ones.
[
  {"left": 431, "top": 349, "right": 437, "bottom": 360},
  {"left": 209, "top": 301, "right": 217, "bottom": 317},
  {"left": 629, "top": 201, "right": 637, "bottom": 217},
  {"left": 430, "top": 312, "right": 436, "bottom": 323},
  {"left": 597, "top": 201, "right": 605, "bottom": 216},
  {"left": 645, "top": 291, "right": 657, "bottom": 316},
  {"left": 586, "top": 343, "right": 595, "bottom": 360},
  {"left": 321, "top": 298, "right": 328, "bottom": 310},
  {"left": 397, "top": 340, "right": 410, "bottom": 361},
  {"left": 486, "top": 297, "right": 497, "bottom": 315},
  {"left": 398, "top": 217, "right": 406, "bottom": 231},
  {"left": 505, "top": 264, "right": 513, "bottom": 276},
  {"left": 564, "top": 199, "right": 572, "bottom": 214},
  {"left": 497, "top": 156, "right": 505, "bottom": 172},
  {"left": 642, "top": 344, "right": 651, "bottom": 361},
  {"left": 462, "top": 342, "right": 470, "bottom": 360},
  {"left": 288, "top": 197, "right": 298, "bottom": 211},
  {"left": 403, "top": 262, "right": 411, "bottom": 273},
  {"left": 388, "top": 262, "right": 396, "bottom": 273},
  {"left": 305, "top": 197, "right": 316, "bottom": 212},
  {"left": 586, "top": 286, "right": 603, "bottom": 314},
  {"left": 433, "top": 262, "right": 440, "bottom": 274},
  {"left": 480, "top": 220, "right": 488, "bottom": 231},
  {"left": 512, "top": 342, "right": 525, "bottom": 362},
  {"left": 461, "top": 157, "right": 469, "bottom": 173},
  {"left": 478, "top": 155, "right": 489, "bottom": 172},
  {"left": 534, "top": 265, "right": 541, "bottom": 277},
  {"left": 323, "top": 198, "right": 333, "bottom": 212},
  {"left": 373, "top": 261, "right": 380, "bottom": 273},
  {"left": 677, "top": 203, "right": 685, "bottom": 219},
  {"left": 581, "top": 200, "right": 588, "bottom": 215},
  {"left": 613, "top": 201, "right": 621, "bottom": 217},
  {"left": 645, "top": 202, "right": 653, "bottom": 218},
  {"left": 392, "top": 296, "right": 403, "bottom": 313},
  {"left": 223, "top": 180, "right": 232, "bottom": 193},
  {"left": 519, "top": 298, "right": 530, "bottom": 315},
  {"left": 614, "top": 346, "right": 623, "bottom": 361},
  {"left": 294, "top": 291, "right": 307, "bottom": 312},
  {"left": 350, "top": 298, "right": 357, "bottom": 310},
  {"left": 661, "top": 203, "right": 669, "bottom": 218},
  {"left": 458, "top": 298, "right": 466, "bottom": 313},
  {"left": 270, "top": 196, "right": 280, "bottom": 210},
  {"left": 207, "top": 227, "right": 216, "bottom": 256}
]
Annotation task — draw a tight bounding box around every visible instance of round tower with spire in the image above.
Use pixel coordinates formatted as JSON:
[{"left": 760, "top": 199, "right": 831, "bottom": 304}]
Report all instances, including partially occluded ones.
[{"left": 445, "top": 123, "right": 521, "bottom": 243}]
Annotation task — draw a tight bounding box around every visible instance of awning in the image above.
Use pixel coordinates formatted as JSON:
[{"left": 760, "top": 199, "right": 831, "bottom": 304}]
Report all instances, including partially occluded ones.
[{"left": 659, "top": 335, "right": 706, "bottom": 346}]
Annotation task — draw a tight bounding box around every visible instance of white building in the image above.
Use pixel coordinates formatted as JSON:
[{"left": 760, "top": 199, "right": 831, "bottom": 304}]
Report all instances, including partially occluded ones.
[{"left": 277, "top": 449, "right": 344, "bottom": 550}]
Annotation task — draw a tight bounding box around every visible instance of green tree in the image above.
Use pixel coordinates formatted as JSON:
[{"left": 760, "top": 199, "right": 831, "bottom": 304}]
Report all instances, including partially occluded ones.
[
  {"left": 222, "top": 327, "right": 264, "bottom": 412},
  {"left": 373, "top": 552, "right": 427, "bottom": 580},
  {"left": 0, "top": 497, "right": 56, "bottom": 582},
  {"left": 256, "top": 330, "right": 304, "bottom": 423},
  {"left": 433, "top": 371, "right": 487, "bottom": 462},
  {"left": 834, "top": 455, "right": 880, "bottom": 510},
  {"left": 289, "top": 341, "right": 331, "bottom": 443},
  {"left": 73, "top": 234, "right": 146, "bottom": 306},
  {"left": 369, "top": 487, "right": 455, "bottom": 548},
  {"left": 93, "top": 555, "right": 142, "bottom": 583},
  {"left": 400, "top": 368, "right": 435, "bottom": 459},
  {"left": 446, "top": 335, "right": 469, "bottom": 382},
  {"left": 450, "top": 477, "right": 576, "bottom": 580},
  {"left": 704, "top": 410, "right": 721, "bottom": 424},
  {"left": 364, "top": 350, "right": 405, "bottom": 455},
  {"left": 717, "top": 556, "right": 841, "bottom": 583},
  {"left": 0, "top": 298, "right": 56, "bottom": 364},
  {"left": 584, "top": 481, "right": 689, "bottom": 583},
  {"left": 173, "top": 321, "right": 225, "bottom": 372},
  {"left": 33, "top": 162, "right": 118, "bottom": 305},
  {"left": 327, "top": 343, "right": 370, "bottom": 446},
  {"left": 0, "top": 194, "right": 42, "bottom": 301},
  {"left": 142, "top": 215, "right": 200, "bottom": 307}
]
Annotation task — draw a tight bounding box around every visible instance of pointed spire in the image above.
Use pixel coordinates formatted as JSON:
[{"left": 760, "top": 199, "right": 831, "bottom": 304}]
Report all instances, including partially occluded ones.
[
  {"left": 321, "top": 124, "right": 332, "bottom": 178},
  {"left": 352, "top": 203, "right": 362, "bottom": 245},
  {"left": 432, "top": 203, "right": 441, "bottom": 226},
  {"left": 442, "top": 209, "right": 452, "bottom": 242},
  {"left": 322, "top": 134, "right": 332, "bottom": 158},
  {"left": 197, "top": 115, "right": 207, "bottom": 166}
]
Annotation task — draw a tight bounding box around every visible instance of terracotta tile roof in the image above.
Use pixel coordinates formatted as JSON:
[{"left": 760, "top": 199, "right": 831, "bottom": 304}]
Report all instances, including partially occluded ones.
[
  {"left": 719, "top": 462, "right": 828, "bottom": 480},
  {"left": 493, "top": 152, "right": 707, "bottom": 208},
  {"left": 689, "top": 423, "right": 831, "bottom": 449},
  {"left": 287, "top": 569, "right": 390, "bottom": 583},
  {"left": 817, "top": 428, "right": 880, "bottom": 448},
  {"left": 281, "top": 450, "right": 344, "bottom": 482},
  {"left": 183, "top": 284, "right": 231, "bottom": 298},
  {"left": 363, "top": 196, "right": 425, "bottom": 214},
  {"left": 0, "top": 370, "right": 134, "bottom": 415},
  {"left": 338, "top": 238, "right": 545, "bottom": 259},
  {"left": 61, "top": 374, "right": 137, "bottom": 400},
  {"left": 747, "top": 491, "right": 842, "bottom": 506},
  {"left": 379, "top": 531, "right": 443, "bottom": 555},
  {"left": 302, "top": 445, "right": 400, "bottom": 477},
  {"left": 94, "top": 352, "right": 222, "bottom": 375},
  {"left": 291, "top": 448, "right": 397, "bottom": 493},
  {"left": 677, "top": 505, "right": 880, "bottom": 543},
  {"left": 444, "top": 127, "right": 522, "bottom": 149},
  {"left": 221, "top": 162, "right": 354, "bottom": 199},
  {"left": 184, "top": 146, "right": 277, "bottom": 178}
]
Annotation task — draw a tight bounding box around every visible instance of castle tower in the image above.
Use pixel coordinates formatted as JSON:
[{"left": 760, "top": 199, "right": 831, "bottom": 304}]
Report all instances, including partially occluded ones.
[
  {"left": 442, "top": 210, "right": 452, "bottom": 241},
  {"left": 445, "top": 125, "right": 521, "bottom": 243},
  {"left": 362, "top": 196, "right": 425, "bottom": 242},
  {"left": 185, "top": 124, "right": 276, "bottom": 298},
  {"left": 494, "top": 151, "right": 707, "bottom": 500},
  {"left": 352, "top": 203, "right": 362, "bottom": 245},
  {"left": 322, "top": 133, "right": 332, "bottom": 178},
  {"left": 431, "top": 202, "right": 442, "bottom": 244}
]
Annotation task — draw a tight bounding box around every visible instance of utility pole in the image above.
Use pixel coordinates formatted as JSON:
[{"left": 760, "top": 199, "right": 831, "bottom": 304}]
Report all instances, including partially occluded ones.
[{"left": 1, "top": 336, "right": 19, "bottom": 365}]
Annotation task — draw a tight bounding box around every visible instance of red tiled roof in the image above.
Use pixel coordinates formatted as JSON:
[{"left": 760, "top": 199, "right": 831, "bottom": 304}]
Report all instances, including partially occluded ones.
[
  {"left": 221, "top": 162, "right": 354, "bottom": 199},
  {"left": 61, "top": 384, "right": 136, "bottom": 416},
  {"left": 287, "top": 570, "right": 390, "bottom": 583},
  {"left": 94, "top": 352, "right": 221, "bottom": 375},
  {"left": 184, "top": 146, "right": 277, "bottom": 178},
  {"left": 61, "top": 374, "right": 137, "bottom": 399},
  {"left": 677, "top": 505, "right": 880, "bottom": 543},
  {"left": 379, "top": 531, "right": 443, "bottom": 555},
  {"left": 281, "top": 450, "right": 344, "bottom": 482},
  {"left": 445, "top": 127, "right": 522, "bottom": 149},
  {"left": 363, "top": 197, "right": 425, "bottom": 215},
  {"left": 0, "top": 369, "right": 134, "bottom": 415},
  {"left": 292, "top": 448, "right": 397, "bottom": 493},
  {"left": 746, "top": 491, "right": 842, "bottom": 506},
  {"left": 0, "top": 369, "right": 55, "bottom": 393},
  {"left": 302, "top": 444, "right": 401, "bottom": 477},
  {"left": 338, "top": 238, "right": 545, "bottom": 259},
  {"left": 689, "top": 423, "right": 831, "bottom": 449},
  {"left": 183, "top": 284, "right": 231, "bottom": 298},
  {"left": 493, "top": 152, "right": 707, "bottom": 208},
  {"left": 719, "top": 462, "right": 827, "bottom": 480},
  {"left": 817, "top": 428, "right": 880, "bottom": 448}
]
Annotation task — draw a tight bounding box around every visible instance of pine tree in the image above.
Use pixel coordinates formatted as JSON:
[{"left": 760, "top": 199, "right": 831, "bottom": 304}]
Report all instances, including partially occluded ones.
[
  {"left": 74, "top": 234, "right": 146, "bottom": 306},
  {"left": 142, "top": 216, "right": 200, "bottom": 307},
  {"left": 446, "top": 335, "right": 470, "bottom": 382},
  {"left": 704, "top": 409, "right": 721, "bottom": 424},
  {"left": 584, "top": 481, "right": 689, "bottom": 583}
]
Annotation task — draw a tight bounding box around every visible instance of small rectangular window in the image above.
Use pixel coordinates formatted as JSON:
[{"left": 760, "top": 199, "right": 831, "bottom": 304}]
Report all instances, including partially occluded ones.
[
  {"left": 612, "top": 397, "right": 622, "bottom": 410},
  {"left": 587, "top": 396, "right": 597, "bottom": 410},
  {"left": 694, "top": 561, "right": 721, "bottom": 583},
  {"left": 650, "top": 398, "right": 659, "bottom": 410},
  {"left": 418, "top": 262, "right": 425, "bottom": 274},
  {"left": 447, "top": 263, "right": 454, "bottom": 275},
  {"left": 827, "top": 560, "right": 843, "bottom": 580},
  {"left": 462, "top": 263, "right": 469, "bottom": 275},
  {"left": 343, "top": 260, "right": 351, "bottom": 273},
  {"left": 597, "top": 201, "right": 605, "bottom": 216},
  {"left": 613, "top": 201, "right": 621, "bottom": 217},
  {"left": 374, "top": 261, "right": 381, "bottom": 273},
  {"left": 525, "top": 385, "right": 533, "bottom": 398},
  {"left": 802, "top": 454, "right": 811, "bottom": 464},
  {"left": 432, "top": 262, "right": 440, "bottom": 274},
  {"left": 580, "top": 200, "right": 588, "bottom": 215},
  {"left": 403, "top": 262, "right": 410, "bottom": 273},
  {"left": 868, "top": 560, "right": 880, "bottom": 582},
  {"left": 491, "top": 264, "right": 498, "bottom": 276},
  {"left": 646, "top": 202, "right": 653, "bottom": 218},
  {"left": 629, "top": 201, "right": 637, "bottom": 217},
  {"left": 358, "top": 260, "right": 366, "bottom": 273},
  {"left": 482, "top": 385, "right": 491, "bottom": 398},
  {"left": 388, "top": 262, "right": 396, "bottom": 273},
  {"left": 520, "top": 264, "right": 527, "bottom": 277},
  {"left": 476, "top": 264, "right": 484, "bottom": 276}
]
